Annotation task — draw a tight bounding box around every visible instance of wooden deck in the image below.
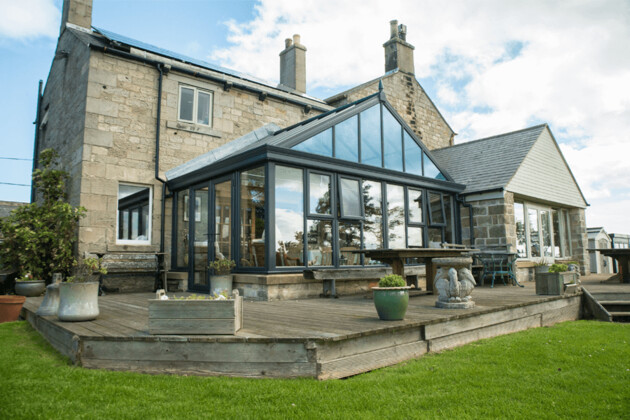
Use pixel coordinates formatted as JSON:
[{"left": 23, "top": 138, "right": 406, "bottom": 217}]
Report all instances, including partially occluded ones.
[{"left": 22, "top": 281, "right": 584, "bottom": 379}]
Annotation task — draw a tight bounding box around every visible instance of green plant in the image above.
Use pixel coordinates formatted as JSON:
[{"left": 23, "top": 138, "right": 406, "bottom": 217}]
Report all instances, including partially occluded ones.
[
  {"left": 171, "top": 290, "right": 230, "bottom": 300},
  {"left": 378, "top": 274, "right": 406, "bottom": 288},
  {"left": 16, "top": 272, "right": 35, "bottom": 282},
  {"left": 0, "top": 149, "right": 86, "bottom": 282},
  {"left": 534, "top": 257, "right": 553, "bottom": 267},
  {"left": 66, "top": 257, "right": 107, "bottom": 283},
  {"left": 208, "top": 259, "right": 236, "bottom": 275},
  {"left": 548, "top": 263, "right": 568, "bottom": 273}
]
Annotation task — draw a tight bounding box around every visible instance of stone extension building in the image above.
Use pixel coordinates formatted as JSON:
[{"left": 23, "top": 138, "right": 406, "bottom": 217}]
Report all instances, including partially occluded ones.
[{"left": 32, "top": 0, "right": 589, "bottom": 296}]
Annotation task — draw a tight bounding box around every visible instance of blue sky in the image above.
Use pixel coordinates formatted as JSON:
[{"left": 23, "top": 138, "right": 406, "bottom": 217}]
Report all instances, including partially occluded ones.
[{"left": 1, "top": 0, "right": 629, "bottom": 234}]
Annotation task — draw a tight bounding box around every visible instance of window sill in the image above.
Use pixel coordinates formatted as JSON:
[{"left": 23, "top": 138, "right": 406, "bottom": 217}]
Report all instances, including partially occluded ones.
[
  {"left": 108, "top": 243, "right": 158, "bottom": 253},
  {"left": 166, "top": 120, "right": 222, "bottom": 138}
]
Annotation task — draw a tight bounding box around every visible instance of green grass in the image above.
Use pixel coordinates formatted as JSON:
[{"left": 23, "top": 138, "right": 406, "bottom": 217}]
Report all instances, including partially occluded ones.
[{"left": 0, "top": 321, "right": 628, "bottom": 419}]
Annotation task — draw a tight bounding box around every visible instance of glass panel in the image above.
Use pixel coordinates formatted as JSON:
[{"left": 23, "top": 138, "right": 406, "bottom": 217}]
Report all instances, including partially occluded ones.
[
  {"left": 428, "top": 228, "right": 443, "bottom": 247},
  {"left": 382, "top": 108, "right": 403, "bottom": 171},
  {"left": 309, "top": 173, "right": 331, "bottom": 215},
  {"left": 404, "top": 131, "right": 423, "bottom": 176},
  {"left": 117, "top": 185, "right": 150, "bottom": 241},
  {"left": 408, "top": 188, "right": 423, "bottom": 224},
  {"left": 552, "top": 209, "right": 561, "bottom": 258},
  {"left": 541, "top": 209, "right": 552, "bottom": 257},
  {"left": 193, "top": 187, "right": 209, "bottom": 289},
  {"left": 307, "top": 220, "right": 333, "bottom": 266},
  {"left": 293, "top": 128, "right": 332, "bottom": 157},
  {"left": 340, "top": 178, "right": 361, "bottom": 218},
  {"left": 514, "top": 202, "right": 527, "bottom": 257},
  {"left": 360, "top": 105, "right": 382, "bottom": 167},
  {"left": 176, "top": 191, "right": 189, "bottom": 267},
  {"left": 428, "top": 192, "right": 444, "bottom": 225},
  {"left": 179, "top": 86, "right": 194, "bottom": 122},
  {"left": 387, "top": 184, "right": 405, "bottom": 248},
  {"left": 335, "top": 115, "right": 358, "bottom": 162},
  {"left": 339, "top": 222, "right": 361, "bottom": 266},
  {"left": 408, "top": 226, "right": 423, "bottom": 247},
  {"left": 563, "top": 211, "right": 572, "bottom": 256},
  {"left": 423, "top": 152, "right": 442, "bottom": 179},
  {"left": 528, "top": 208, "right": 540, "bottom": 257},
  {"left": 363, "top": 180, "right": 382, "bottom": 264},
  {"left": 214, "top": 180, "right": 231, "bottom": 261},
  {"left": 275, "top": 166, "right": 304, "bottom": 267},
  {"left": 197, "top": 91, "right": 211, "bottom": 125},
  {"left": 240, "top": 167, "right": 266, "bottom": 268},
  {"left": 444, "top": 195, "right": 453, "bottom": 243}
]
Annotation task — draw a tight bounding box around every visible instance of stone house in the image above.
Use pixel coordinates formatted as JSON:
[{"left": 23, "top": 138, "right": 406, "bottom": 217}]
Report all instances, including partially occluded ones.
[{"left": 34, "top": 0, "right": 589, "bottom": 296}]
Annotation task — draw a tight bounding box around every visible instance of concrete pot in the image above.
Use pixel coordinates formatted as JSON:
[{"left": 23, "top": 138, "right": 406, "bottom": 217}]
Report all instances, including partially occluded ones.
[
  {"left": 58, "top": 282, "right": 99, "bottom": 322},
  {"left": 210, "top": 275, "right": 233, "bottom": 295},
  {"left": 372, "top": 287, "right": 410, "bottom": 321},
  {"left": 37, "top": 283, "right": 61, "bottom": 316},
  {"left": 15, "top": 280, "right": 46, "bottom": 297},
  {"left": 0, "top": 295, "right": 26, "bottom": 323}
]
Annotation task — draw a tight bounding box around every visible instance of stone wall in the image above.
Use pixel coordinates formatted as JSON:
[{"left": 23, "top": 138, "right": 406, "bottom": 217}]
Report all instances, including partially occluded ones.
[
  {"left": 327, "top": 71, "right": 454, "bottom": 150},
  {"left": 569, "top": 208, "right": 590, "bottom": 274},
  {"left": 463, "top": 195, "right": 512, "bottom": 249},
  {"left": 38, "top": 30, "right": 92, "bottom": 208}
]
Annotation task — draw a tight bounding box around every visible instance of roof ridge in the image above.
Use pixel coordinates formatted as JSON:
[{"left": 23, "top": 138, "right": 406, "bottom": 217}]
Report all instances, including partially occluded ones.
[{"left": 435, "top": 123, "right": 547, "bottom": 151}]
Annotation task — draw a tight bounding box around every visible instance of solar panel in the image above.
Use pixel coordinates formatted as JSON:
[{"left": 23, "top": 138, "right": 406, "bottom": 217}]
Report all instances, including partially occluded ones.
[{"left": 93, "top": 27, "right": 277, "bottom": 88}]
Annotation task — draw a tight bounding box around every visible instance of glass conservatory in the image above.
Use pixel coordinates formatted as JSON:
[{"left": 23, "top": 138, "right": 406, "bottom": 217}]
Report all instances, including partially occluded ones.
[{"left": 166, "top": 90, "right": 466, "bottom": 292}]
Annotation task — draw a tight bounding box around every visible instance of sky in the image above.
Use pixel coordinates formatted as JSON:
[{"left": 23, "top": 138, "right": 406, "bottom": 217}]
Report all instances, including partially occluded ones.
[{"left": 0, "top": 0, "right": 629, "bottom": 234}]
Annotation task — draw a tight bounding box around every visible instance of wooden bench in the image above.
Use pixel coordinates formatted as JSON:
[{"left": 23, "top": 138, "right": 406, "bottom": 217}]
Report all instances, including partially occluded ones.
[{"left": 304, "top": 266, "right": 426, "bottom": 298}]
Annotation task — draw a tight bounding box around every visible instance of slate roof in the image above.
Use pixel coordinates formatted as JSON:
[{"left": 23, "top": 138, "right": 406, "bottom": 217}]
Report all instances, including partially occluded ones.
[{"left": 431, "top": 124, "right": 547, "bottom": 194}]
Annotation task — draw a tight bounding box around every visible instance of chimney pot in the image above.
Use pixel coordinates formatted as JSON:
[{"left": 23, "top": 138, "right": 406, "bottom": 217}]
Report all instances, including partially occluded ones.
[
  {"left": 285, "top": 38, "right": 292, "bottom": 48},
  {"left": 293, "top": 34, "right": 301, "bottom": 45},
  {"left": 390, "top": 20, "right": 398, "bottom": 39}
]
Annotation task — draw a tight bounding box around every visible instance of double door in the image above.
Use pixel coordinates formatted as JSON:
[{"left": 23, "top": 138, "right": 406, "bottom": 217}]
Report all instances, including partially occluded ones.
[{"left": 189, "top": 177, "right": 233, "bottom": 292}]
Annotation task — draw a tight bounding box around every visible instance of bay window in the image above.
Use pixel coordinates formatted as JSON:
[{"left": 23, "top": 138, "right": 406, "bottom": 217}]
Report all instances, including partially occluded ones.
[{"left": 515, "top": 201, "right": 572, "bottom": 259}]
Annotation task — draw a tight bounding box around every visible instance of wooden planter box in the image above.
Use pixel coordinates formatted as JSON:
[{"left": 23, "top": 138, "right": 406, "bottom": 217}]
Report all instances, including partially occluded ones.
[
  {"left": 148, "top": 292, "right": 243, "bottom": 335},
  {"left": 535, "top": 272, "right": 578, "bottom": 295}
]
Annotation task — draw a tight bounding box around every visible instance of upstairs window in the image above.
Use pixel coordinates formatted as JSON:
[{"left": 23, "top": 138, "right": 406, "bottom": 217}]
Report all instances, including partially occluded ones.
[{"left": 178, "top": 85, "right": 213, "bottom": 126}]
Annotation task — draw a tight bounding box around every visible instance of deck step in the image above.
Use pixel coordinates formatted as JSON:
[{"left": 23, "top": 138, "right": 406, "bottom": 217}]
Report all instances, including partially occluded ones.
[{"left": 608, "top": 312, "right": 630, "bottom": 322}]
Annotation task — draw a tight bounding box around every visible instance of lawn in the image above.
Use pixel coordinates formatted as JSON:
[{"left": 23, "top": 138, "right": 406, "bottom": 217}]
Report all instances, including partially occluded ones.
[{"left": 0, "top": 320, "right": 628, "bottom": 419}]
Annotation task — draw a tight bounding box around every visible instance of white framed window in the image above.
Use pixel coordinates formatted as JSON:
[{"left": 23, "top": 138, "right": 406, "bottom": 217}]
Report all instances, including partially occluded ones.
[
  {"left": 178, "top": 85, "right": 213, "bottom": 126},
  {"left": 515, "top": 201, "right": 572, "bottom": 259},
  {"left": 117, "top": 184, "right": 152, "bottom": 244}
]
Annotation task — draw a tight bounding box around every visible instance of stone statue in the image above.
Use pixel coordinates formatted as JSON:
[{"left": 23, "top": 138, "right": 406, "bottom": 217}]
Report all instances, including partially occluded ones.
[{"left": 434, "top": 265, "right": 476, "bottom": 309}]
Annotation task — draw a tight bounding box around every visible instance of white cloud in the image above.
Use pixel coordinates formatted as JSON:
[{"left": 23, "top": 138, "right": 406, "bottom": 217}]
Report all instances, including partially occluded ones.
[
  {"left": 0, "top": 0, "right": 59, "bottom": 39},
  {"left": 211, "top": 0, "right": 630, "bottom": 232}
]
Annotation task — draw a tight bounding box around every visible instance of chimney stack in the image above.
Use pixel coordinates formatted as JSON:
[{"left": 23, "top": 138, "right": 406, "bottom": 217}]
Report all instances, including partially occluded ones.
[
  {"left": 279, "top": 34, "right": 307, "bottom": 94},
  {"left": 383, "top": 20, "right": 415, "bottom": 74},
  {"left": 60, "top": 0, "right": 93, "bottom": 35}
]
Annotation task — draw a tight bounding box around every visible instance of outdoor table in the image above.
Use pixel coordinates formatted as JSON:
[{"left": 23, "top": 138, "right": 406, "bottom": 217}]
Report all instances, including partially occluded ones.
[
  {"left": 589, "top": 248, "right": 630, "bottom": 283},
  {"left": 353, "top": 248, "right": 479, "bottom": 293}
]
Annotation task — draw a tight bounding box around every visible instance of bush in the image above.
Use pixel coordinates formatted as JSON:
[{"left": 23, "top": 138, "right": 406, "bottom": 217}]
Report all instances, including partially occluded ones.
[
  {"left": 208, "top": 259, "right": 236, "bottom": 275},
  {"left": 378, "top": 274, "right": 406, "bottom": 287},
  {"left": 548, "top": 263, "right": 568, "bottom": 273},
  {"left": 0, "top": 149, "right": 85, "bottom": 282}
]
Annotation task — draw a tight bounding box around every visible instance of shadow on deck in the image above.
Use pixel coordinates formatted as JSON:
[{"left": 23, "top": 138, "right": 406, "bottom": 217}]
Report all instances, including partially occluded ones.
[{"left": 22, "top": 280, "right": 588, "bottom": 379}]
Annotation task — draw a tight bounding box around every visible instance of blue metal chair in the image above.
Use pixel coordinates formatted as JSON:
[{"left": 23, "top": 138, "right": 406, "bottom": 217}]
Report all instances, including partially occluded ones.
[{"left": 476, "top": 250, "right": 522, "bottom": 287}]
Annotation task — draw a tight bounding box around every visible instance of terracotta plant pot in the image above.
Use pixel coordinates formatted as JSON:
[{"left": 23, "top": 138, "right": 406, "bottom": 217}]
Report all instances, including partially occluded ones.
[
  {"left": 0, "top": 295, "right": 26, "bottom": 323},
  {"left": 15, "top": 280, "right": 46, "bottom": 297},
  {"left": 58, "top": 282, "right": 100, "bottom": 322}
]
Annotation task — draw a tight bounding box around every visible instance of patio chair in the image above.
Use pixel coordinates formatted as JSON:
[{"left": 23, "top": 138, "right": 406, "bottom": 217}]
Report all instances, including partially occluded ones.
[{"left": 476, "top": 249, "right": 518, "bottom": 288}]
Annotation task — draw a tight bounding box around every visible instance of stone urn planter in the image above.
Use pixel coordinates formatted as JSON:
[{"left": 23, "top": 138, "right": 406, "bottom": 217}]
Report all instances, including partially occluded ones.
[
  {"left": 0, "top": 295, "right": 26, "bottom": 323},
  {"left": 57, "top": 282, "right": 100, "bottom": 322},
  {"left": 15, "top": 280, "right": 46, "bottom": 297},
  {"left": 37, "top": 282, "right": 61, "bottom": 316},
  {"left": 148, "top": 289, "right": 243, "bottom": 335},
  {"left": 210, "top": 274, "right": 233, "bottom": 295},
  {"left": 372, "top": 286, "right": 411, "bottom": 320}
]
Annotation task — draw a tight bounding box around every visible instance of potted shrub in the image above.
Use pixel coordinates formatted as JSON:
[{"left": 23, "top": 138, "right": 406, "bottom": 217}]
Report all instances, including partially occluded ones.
[
  {"left": 58, "top": 257, "right": 106, "bottom": 322},
  {"left": 535, "top": 263, "right": 578, "bottom": 295},
  {"left": 14, "top": 272, "right": 46, "bottom": 297},
  {"left": 148, "top": 289, "right": 243, "bottom": 334},
  {"left": 0, "top": 149, "right": 85, "bottom": 286},
  {"left": 372, "top": 274, "right": 411, "bottom": 321},
  {"left": 208, "top": 259, "right": 236, "bottom": 295}
]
